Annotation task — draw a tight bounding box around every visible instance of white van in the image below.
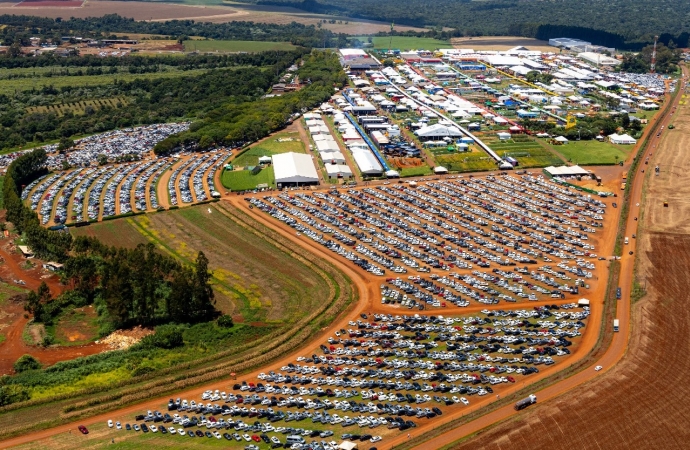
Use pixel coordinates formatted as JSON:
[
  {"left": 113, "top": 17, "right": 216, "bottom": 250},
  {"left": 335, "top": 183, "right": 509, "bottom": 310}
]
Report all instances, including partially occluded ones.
[
  {"left": 286, "top": 435, "right": 306, "bottom": 445},
  {"left": 624, "top": 237, "right": 629, "bottom": 245}
]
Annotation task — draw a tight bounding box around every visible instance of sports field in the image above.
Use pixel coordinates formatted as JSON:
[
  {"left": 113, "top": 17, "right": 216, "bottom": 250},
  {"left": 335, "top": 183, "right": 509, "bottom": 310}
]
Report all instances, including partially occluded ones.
[{"left": 183, "top": 39, "right": 297, "bottom": 52}]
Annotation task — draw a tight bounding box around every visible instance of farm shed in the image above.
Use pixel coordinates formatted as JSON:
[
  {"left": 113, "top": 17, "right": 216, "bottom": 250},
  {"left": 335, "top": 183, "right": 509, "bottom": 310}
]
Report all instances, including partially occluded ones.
[
  {"left": 609, "top": 133, "right": 637, "bottom": 145},
  {"left": 272, "top": 152, "right": 319, "bottom": 186},
  {"left": 320, "top": 151, "right": 346, "bottom": 164},
  {"left": 315, "top": 139, "right": 340, "bottom": 152},
  {"left": 18, "top": 245, "right": 34, "bottom": 258}
]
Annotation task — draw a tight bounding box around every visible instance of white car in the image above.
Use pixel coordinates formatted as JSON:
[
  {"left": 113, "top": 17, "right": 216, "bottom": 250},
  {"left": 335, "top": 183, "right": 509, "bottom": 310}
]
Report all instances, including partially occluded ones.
[
  {"left": 107, "top": 420, "right": 113, "bottom": 428},
  {"left": 595, "top": 365, "right": 603, "bottom": 371},
  {"left": 116, "top": 422, "right": 121, "bottom": 430},
  {"left": 371, "top": 436, "right": 382, "bottom": 443},
  {"left": 460, "top": 397, "right": 470, "bottom": 405},
  {"left": 150, "top": 425, "right": 158, "bottom": 433}
]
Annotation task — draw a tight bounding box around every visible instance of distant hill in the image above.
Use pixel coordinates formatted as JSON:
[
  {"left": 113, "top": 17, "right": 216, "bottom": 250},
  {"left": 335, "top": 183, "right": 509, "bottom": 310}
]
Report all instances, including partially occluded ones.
[{"left": 241, "top": 0, "right": 690, "bottom": 48}]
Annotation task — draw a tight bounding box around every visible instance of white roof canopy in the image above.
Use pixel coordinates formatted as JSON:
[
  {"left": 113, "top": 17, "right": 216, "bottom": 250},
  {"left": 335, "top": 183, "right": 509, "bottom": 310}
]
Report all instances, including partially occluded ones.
[{"left": 272, "top": 152, "right": 319, "bottom": 184}]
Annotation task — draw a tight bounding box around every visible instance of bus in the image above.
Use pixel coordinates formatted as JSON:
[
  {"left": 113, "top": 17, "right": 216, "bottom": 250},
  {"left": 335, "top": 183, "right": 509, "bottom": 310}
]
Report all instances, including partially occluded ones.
[{"left": 613, "top": 319, "right": 619, "bottom": 332}]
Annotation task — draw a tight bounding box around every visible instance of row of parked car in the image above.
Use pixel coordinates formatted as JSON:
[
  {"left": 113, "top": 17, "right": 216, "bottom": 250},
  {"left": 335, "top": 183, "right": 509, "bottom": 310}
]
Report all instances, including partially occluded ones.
[
  {"left": 248, "top": 174, "right": 606, "bottom": 306},
  {"left": 25, "top": 151, "right": 231, "bottom": 224}
]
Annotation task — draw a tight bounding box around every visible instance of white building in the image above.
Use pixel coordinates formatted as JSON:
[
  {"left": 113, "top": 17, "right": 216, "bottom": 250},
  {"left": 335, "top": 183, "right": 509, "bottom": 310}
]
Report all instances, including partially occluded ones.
[{"left": 272, "top": 152, "right": 319, "bottom": 186}]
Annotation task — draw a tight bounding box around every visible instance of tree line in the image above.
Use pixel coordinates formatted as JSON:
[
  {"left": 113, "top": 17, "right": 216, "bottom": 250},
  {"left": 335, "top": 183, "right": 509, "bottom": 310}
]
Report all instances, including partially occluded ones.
[
  {"left": 154, "top": 50, "right": 347, "bottom": 154},
  {"left": 0, "top": 14, "right": 349, "bottom": 49}
]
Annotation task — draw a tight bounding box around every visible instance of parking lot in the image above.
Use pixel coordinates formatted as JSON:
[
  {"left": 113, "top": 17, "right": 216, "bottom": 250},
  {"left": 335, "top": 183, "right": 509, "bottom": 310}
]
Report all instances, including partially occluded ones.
[
  {"left": 108, "top": 304, "right": 590, "bottom": 449},
  {"left": 23, "top": 150, "right": 231, "bottom": 224},
  {"left": 247, "top": 173, "right": 608, "bottom": 310}
]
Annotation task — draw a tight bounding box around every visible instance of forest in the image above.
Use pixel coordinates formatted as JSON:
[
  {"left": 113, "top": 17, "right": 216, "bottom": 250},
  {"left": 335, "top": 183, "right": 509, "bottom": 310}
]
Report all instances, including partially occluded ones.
[
  {"left": 245, "top": 0, "right": 690, "bottom": 48},
  {"left": 154, "top": 50, "right": 348, "bottom": 154},
  {"left": 0, "top": 49, "right": 308, "bottom": 151},
  {"left": 0, "top": 14, "right": 348, "bottom": 48}
]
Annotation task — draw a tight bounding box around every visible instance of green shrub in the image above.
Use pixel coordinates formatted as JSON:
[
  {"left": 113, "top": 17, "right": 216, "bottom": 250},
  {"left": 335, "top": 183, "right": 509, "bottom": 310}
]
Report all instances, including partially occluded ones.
[
  {"left": 13, "top": 355, "right": 41, "bottom": 373},
  {"left": 131, "top": 365, "right": 156, "bottom": 377},
  {"left": 138, "top": 324, "right": 185, "bottom": 350},
  {"left": 217, "top": 315, "right": 234, "bottom": 328}
]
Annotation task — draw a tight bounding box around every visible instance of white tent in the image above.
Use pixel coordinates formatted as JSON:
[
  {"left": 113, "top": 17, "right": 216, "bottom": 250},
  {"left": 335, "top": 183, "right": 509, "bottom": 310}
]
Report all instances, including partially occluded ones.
[
  {"left": 545, "top": 165, "right": 589, "bottom": 176},
  {"left": 434, "top": 166, "right": 448, "bottom": 174},
  {"left": 325, "top": 164, "right": 353, "bottom": 179},
  {"left": 351, "top": 147, "right": 383, "bottom": 175},
  {"left": 554, "top": 136, "right": 569, "bottom": 144},
  {"left": 272, "top": 152, "right": 319, "bottom": 185},
  {"left": 415, "top": 123, "right": 463, "bottom": 138},
  {"left": 497, "top": 132, "right": 512, "bottom": 140},
  {"left": 609, "top": 133, "right": 637, "bottom": 145},
  {"left": 320, "top": 151, "right": 346, "bottom": 164}
]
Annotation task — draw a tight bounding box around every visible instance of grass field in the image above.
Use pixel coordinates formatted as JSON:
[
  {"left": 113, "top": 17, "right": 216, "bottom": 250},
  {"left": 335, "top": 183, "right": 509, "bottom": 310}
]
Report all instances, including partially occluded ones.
[
  {"left": 0, "top": 281, "right": 27, "bottom": 305},
  {"left": 435, "top": 150, "right": 498, "bottom": 172},
  {"left": 486, "top": 137, "right": 564, "bottom": 168},
  {"left": 352, "top": 36, "right": 450, "bottom": 50},
  {"left": 221, "top": 167, "right": 275, "bottom": 191},
  {"left": 183, "top": 39, "right": 297, "bottom": 53},
  {"left": 26, "top": 97, "right": 130, "bottom": 117},
  {"left": 69, "top": 220, "right": 149, "bottom": 248},
  {"left": 233, "top": 132, "right": 306, "bottom": 167},
  {"left": 102, "top": 204, "right": 332, "bottom": 323},
  {"left": 548, "top": 139, "right": 631, "bottom": 165}
]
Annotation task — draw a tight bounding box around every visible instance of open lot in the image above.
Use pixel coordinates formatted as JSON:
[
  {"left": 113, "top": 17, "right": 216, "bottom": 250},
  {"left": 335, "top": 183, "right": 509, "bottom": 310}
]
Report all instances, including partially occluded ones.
[{"left": 548, "top": 140, "right": 632, "bottom": 166}]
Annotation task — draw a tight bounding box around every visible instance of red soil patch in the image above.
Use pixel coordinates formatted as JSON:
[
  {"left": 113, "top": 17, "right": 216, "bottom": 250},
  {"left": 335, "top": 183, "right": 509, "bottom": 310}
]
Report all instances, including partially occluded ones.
[{"left": 390, "top": 157, "right": 424, "bottom": 168}]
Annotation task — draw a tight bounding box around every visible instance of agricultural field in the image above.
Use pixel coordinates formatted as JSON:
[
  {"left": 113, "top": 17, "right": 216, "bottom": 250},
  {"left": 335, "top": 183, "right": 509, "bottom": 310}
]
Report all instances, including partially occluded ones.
[
  {"left": 482, "top": 136, "right": 564, "bottom": 168},
  {"left": 26, "top": 97, "right": 130, "bottom": 117},
  {"left": 433, "top": 148, "right": 498, "bottom": 172},
  {"left": 183, "top": 39, "right": 297, "bottom": 52},
  {"left": 0, "top": 68, "right": 212, "bottom": 95},
  {"left": 547, "top": 140, "right": 632, "bottom": 165},
  {"left": 353, "top": 35, "right": 451, "bottom": 50}
]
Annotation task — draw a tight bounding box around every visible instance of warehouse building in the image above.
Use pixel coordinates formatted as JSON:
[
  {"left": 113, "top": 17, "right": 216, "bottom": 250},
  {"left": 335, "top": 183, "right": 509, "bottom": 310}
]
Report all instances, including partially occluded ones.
[{"left": 272, "top": 152, "right": 319, "bottom": 187}]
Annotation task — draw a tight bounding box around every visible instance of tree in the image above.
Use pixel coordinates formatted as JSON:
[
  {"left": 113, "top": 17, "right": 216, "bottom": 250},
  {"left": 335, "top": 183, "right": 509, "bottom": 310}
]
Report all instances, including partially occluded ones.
[
  {"left": 97, "top": 153, "right": 108, "bottom": 165},
  {"left": 13, "top": 354, "right": 41, "bottom": 373},
  {"left": 190, "top": 251, "right": 215, "bottom": 321},
  {"left": 24, "top": 282, "right": 50, "bottom": 321},
  {"left": 217, "top": 314, "right": 234, "bottom": 328},
  {"left": 57, "top": 137, "right": 74, "bottom": 152},
  {"left": 7, "top": 42, "right": 21, "bottom": 58},
  {"left": 621, "top": 113, "right": 630, "bottom": 129}
]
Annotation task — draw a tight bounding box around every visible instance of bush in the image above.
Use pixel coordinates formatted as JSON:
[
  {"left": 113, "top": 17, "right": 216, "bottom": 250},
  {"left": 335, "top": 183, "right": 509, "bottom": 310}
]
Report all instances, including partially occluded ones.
[
  {"left": 139, "top": 324, "right": 185, "bottom": 349},
  {"left": 13, "top": 355, "right": 41, "bottom": 373},
  {"left": 217, "top": 315, "right": 234, "bottom": 328},
  {"left": 131, "top": 365, "right": 157, "bottom": 377}
]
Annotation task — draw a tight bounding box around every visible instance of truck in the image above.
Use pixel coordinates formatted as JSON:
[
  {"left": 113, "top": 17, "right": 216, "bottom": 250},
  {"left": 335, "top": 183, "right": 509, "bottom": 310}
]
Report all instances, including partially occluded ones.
[
  {"left": 613, "top": 319, "right": 619, "bottom": 332},
  {"left": 514, "top": 394, "right": 537, "bottom": 411}
]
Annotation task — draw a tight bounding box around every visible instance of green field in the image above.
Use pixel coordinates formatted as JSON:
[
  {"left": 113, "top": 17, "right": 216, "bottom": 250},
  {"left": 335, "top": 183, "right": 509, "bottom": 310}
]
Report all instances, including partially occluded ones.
[
  {"left": 547, "top": 139, "right": 632, "bottom": 165},
  {"left": 232, "top": 132, "right": 306, "bottom": 167},
  {"left": 486, "top": 137, "right": 564, "bottom": 168},
  {"left": 0, "top": 68, "right": 212, "bottom": 95},
  {"left": 184, "top": 39, "right": 298, "bottom": 53},
  {"left": 353, "top": 36, "right": 450, "bottom": 50},
  {"left": 436, "top": 151, "right": 498, "bottom": 172},
  {"left": 221, "top": 167, "right": 276, "bottom": 191}
]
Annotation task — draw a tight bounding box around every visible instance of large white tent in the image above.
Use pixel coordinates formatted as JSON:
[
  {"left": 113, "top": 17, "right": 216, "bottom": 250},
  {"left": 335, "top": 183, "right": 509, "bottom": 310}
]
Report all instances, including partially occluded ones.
[
  {"left": 608, "top": 133, "right": 637, "bottom": 145},
  {"left": 272, "top": 152, "right": 319, "bottom": 186},
  {"left": 545, "top": 165, "right": 590, "bottom": 177},
  {"left": 415, "top": 123, "right": 463, "bottom": 138}
]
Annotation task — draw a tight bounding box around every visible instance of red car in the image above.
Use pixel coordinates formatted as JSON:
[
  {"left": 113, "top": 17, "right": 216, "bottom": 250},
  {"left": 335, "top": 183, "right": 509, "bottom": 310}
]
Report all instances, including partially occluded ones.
[
  {"left": 251, "top": 435, "right": 261, "bottom": 442},
  {"left": 78, "top": 425, "right": 89, "bottom": 435}
]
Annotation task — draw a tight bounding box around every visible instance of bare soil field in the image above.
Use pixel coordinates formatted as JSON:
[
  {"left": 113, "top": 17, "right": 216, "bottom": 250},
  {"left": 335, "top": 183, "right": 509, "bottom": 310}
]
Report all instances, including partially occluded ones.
[
  {"left": 452, "top": 36, "right": 554, "bottom": 52},
  {"left": 0, "top": 0, "right": 423, "bottom": 34}
]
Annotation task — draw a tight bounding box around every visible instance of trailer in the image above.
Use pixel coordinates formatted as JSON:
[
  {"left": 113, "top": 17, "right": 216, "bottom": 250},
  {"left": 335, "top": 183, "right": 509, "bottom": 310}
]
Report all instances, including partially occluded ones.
[{"left": 514, "top": 394, "right": 537, "bottom": 411}]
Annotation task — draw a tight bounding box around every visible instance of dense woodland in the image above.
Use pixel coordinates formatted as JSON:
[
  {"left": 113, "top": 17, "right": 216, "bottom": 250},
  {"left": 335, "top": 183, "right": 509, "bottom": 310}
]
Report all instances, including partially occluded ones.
[
  {"left": 154, "top": 50, "right": 348, "bottom": 154},
  {"left": 0, "top": 14, "right": 348, "bottom": 48},
  {"left": 0, "top": 49, "right": 308, "bottom": 151},
  {"left": 246, "top": 0, "right": 690, "bottom": 48},
  {"left": 620, "top": 43, "right": 682, "bottom": 74}
]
